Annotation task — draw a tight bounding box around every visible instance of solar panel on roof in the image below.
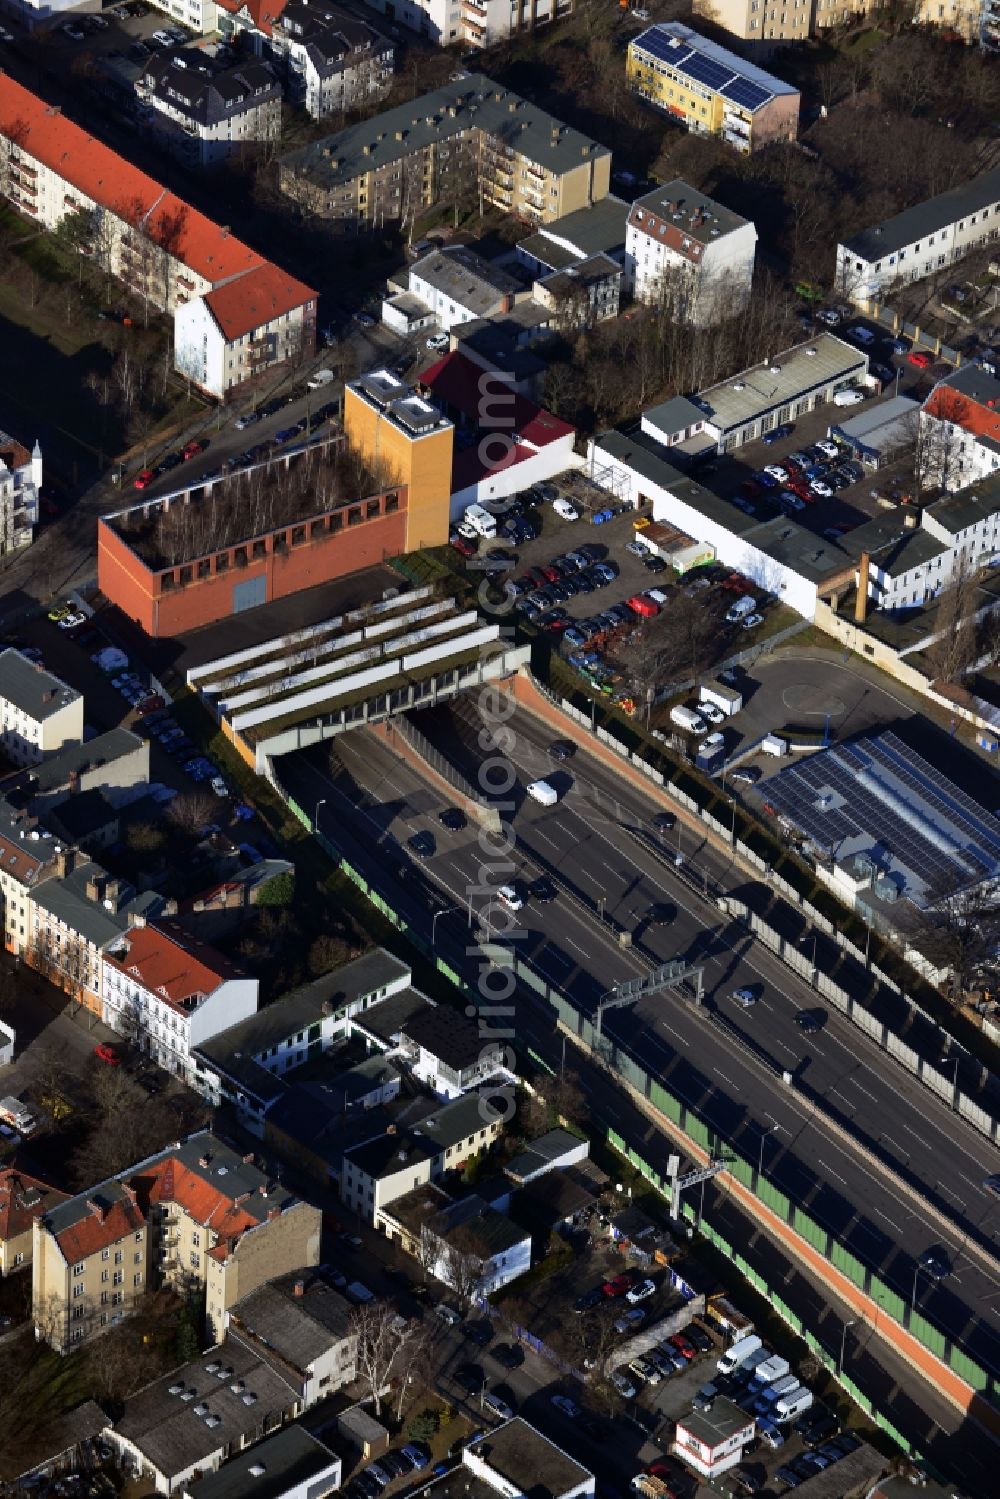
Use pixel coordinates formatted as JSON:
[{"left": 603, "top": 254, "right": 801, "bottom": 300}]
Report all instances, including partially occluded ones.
[
  {"left": 637, "top": 30, "right": 693, "bottom": 67},
  {"left": 680, "top": 53, "right": 734, "bottom": 91},
  {"left": 721, "top": 78, "right": 770, "bottom": 111}
]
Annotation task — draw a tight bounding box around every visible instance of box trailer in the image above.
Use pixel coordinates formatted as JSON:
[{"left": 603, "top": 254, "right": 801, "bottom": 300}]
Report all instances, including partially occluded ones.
[{"left": 700, "top": 680, "right": 744, "bottom": 716}]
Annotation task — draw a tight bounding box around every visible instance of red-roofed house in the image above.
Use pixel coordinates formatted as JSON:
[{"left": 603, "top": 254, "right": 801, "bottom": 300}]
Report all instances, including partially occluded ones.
[
  {"left": 0, "top": 75, "right": 316, "bottom": 400},
  {"left": 101, "top": 922, "right": 258, "bottom": 1083},
  {"left": 920, "top": 366, "right": 1000, "bottom": 493},
  {"left": 0, "top": 1167, "right": 68, "bottom": 1277},
  {"left": 416, "top": 350, "right": 577, "bottom": 515},
  {"left": 33, "top": 1132, "right": 320, "bottom": 1351}
]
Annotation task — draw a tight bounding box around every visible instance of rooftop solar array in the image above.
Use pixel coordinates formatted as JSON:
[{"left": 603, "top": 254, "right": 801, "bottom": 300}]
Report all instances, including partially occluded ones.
[
  {"left": 764, "top": 730, "right": 1000, "bottom": 908},
  {"left": 632, "top": 23, "right": 794, "bottom": 113}
]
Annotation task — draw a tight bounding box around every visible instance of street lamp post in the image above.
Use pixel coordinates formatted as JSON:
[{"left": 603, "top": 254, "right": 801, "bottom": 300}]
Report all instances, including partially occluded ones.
[
  {"left": 432, "top": 905, "right": 458, "bottom": 947},
  {"left": 757, "top": 1122, "right": 779, "bottom": 1180},
  {"left": 598, "top": 894, "right": 606, "bottom": 923},
  {"left": 313, "top": 797, "right": 326, "bottom": 832},
  {"left": 838, "top": 1317, "right": 858, "bottom": 1376},
  {"left": 911, "top": 1263, "right": 922, "bottom": 1309}
]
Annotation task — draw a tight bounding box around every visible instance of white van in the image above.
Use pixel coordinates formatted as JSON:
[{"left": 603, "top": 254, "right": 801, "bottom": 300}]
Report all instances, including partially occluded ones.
[
  {"left": 758, "top": 1376, "right": 801, "bottom": 1407},
  {"left": 670, "top": 705, "right": 708, "bottom": 735},
  {"left": 307, "top": 368, "right": 334, "bottom": 389},
  {"left": 775, "top": 1387, "right": 814, "bottom": 1424},
  {"left": 463, "top": 504, "right": 497, "bottom": 539},
  {"left": 717, "top": 1332, "right": 762, "bottom": 1375},
  {"left": 526, "top": 779, "right": 558, "bottom": 806},
  {"left": 749, "top": 1354, "right": 790, "bottom": 1389},
  {"left": 725, "top": 594, "right": 757, "bottom": 623}
]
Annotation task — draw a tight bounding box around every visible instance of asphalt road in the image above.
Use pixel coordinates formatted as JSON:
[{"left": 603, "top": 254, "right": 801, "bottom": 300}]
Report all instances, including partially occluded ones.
[{"left": 280, "top": 710, "right": 1000, "bottom": 1395}]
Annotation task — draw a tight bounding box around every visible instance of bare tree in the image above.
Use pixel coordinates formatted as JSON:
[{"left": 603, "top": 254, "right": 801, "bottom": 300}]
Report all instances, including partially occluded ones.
[
  {"left": 166, "top": 790, "right": 220, "bottom": 837},
  {"left": 426, "top": 1221, "right": 488, "bottom": 1307},
  {"left": 350, "top": 1301, "right": 421, "bottom": 1417},
  {"left": 903, "top": 877, "right": 1000, "bottom": 998},
  {"left": 926, "top": 568, "right": 977, "bottom": 685}
]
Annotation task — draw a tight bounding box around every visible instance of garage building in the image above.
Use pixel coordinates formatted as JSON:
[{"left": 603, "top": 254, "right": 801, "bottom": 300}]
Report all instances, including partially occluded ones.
[
  {"left": 696, "top": 334, "right": 868, "bottom": 453},
  {"left": 829, "top": 394, "right": 920, "bottom": 470}
]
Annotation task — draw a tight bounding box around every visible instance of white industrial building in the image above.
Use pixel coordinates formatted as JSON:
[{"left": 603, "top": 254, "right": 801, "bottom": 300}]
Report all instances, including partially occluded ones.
[
  {"left": 626, "top": 180, "right": 757, "bottom": 325},
  {"left": 836, "top": 165, "right": 1000, "bottom": 308}
]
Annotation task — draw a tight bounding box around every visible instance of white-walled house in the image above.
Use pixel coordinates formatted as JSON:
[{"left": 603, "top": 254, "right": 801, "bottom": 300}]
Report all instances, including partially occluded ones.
[
  {"left": 102, "top": 922, "right": 258, "bottom": 1081},
  {"left": 463, "top": 1421, "right": 594, "bottom": 1499},
  {"left": 173, "top": 266, "right": 317, "bottom": 398},
  {"left": 836, "top": 166, "right": 1000, "bottom": 308},
  {"left": 267, "top": 2, "right": 394, "bottom": 121},
  {"left": 0, "top": 433, "right": 41, "bottom": 555},
  {"left": 0, "top": 650, "right": 83, "bottom": 766},
  {"left": 626, "top": 181, "right": 757, "bottom": 325}
]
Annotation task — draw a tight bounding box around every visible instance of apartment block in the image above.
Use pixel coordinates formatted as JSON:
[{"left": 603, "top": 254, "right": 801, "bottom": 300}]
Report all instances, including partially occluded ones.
[
  {"left": 33, "top": 1132, "right": 321, "bottom": 1352},
  {"left": 3, "top": 726, "right": 151, "bottom": 818},
  {"left": 0, "top": 432, "right": 41, "bottom": 556},
  {"left": 343, "top": 370, "right": 453, "bottom": 548},
  {"left": 693, "top": 0, "right": 813, "bottom": 45},
  {"left": 0, "top": 1167, "right": 68, "bottom": 1277},
  {"left": 0, "top": 649, "right": 83, "bottom": 767},
  {"left": 0, "top": 75, "right": 316, "bottom": 398},
  {"left": 279, "top": 75, "right": 610, "bottom": 229},
  {"left": 919, "top": 365, "right": 1000, "bottom": 493},
  {"left": 102, "top": 922, "right": 259, "bottom": 1083},
  {"left": 267, "top": 2, "right": 395, "bottom": 120},
  {"left": 0, "top": 799, "right": 57, "bottom": 957},
  {"left": 361, "top": 0, "right": 573, "bottom": 48},
  {"left": 627, "top": 24, "right": 799, "bottom": 153},
  {"left": 136, "top": 51, "right": 282, "bottom": 169},
  {"left": 836, "top": 167, "right": 1000, "bottom": 308},
  {"left": 626, "top": 180, "right": 757, "bottom": 324}
]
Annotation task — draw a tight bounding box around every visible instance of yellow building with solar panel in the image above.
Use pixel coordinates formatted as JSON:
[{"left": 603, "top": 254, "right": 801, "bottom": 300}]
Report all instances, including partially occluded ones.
[{"left": 626, "top": 22, "right": 799, "bottom": 154}]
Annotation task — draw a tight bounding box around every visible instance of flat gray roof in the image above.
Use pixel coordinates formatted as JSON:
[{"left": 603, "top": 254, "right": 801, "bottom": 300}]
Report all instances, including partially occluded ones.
[
  {"left": 402, "top": 1003, "right": 497, "bottom": 1072},
  {"left": 468, "top": 1418, "right": 591, "bottom": 1498},
  {"left": 928, "top": 469, "right": 1000, "bottom": 535},
  {"left": 524, "top": 194, "right": 630, "bottom": 263},
  {"left": 281, "top": 73, "right": 609, "bottom": 190},
  {"left": 232, "top": 1270, "right": 353, "bottom": 1369},
  {"left": 411, "top": 248, "right": 520, "bottom": 317},
  {"left": 186, "top": 1427, "right": 338, "bottom": 1499},
  {"left": 0, "top": 649, "right": 81, "bottom": 723},
  {"left": 742, "top": 516, "right": 851, "bottom": 584},
  {"left": 20, "top": 727, "right": 143, "bottom": 795},
  {"left": 832, "top": 393, "right": 918, "bottom": 441},
  {"left": 678, "top": 1395, "right": 753, "bottom": 1446},
  {"left": 593, "top": 427, "right": 758, "bottom": 535},
  {"left": 643, "top": 394, "right": 710, "bottom": 438},
  {"left": 697, "top": 334, "right": 866, "bottom": 435},
  {"left": 630, "top": 178, "right": 749, "bottom": 245},
  {"left": 842, "top": 166, "right": 1000, "bottom": 263}
]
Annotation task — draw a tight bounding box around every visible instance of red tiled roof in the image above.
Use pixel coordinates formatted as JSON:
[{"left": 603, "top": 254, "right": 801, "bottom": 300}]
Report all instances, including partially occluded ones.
[
  {"left": 104, "top": 922, "right": 239, "bottom": 1014},
  {"left": 0, "top": 1167, "right": 68, "bottom": 1243},
  {"left": 925, "top": 383, "right": 1000, "bottom": 444},
  {"left": 204, "top": 262, "right": 316, "bottom": 343},
  {"left": 0, "top": 437, "right": 31, "bottom": 472},
  {"left": 214, "top": 0, "right": 289, "bottom": 36},
  {"left": 0, "top": 75, "right": 315, "bottom": 332},
  {"left": 418, "top": 351, "right": 573, "bottom": 448},
  {"left": 54, "top": 1193, "right": 145, "bottom": 1264},
  {"left": 147, "top": 1160, "right": 258, "bottom": 1250}
]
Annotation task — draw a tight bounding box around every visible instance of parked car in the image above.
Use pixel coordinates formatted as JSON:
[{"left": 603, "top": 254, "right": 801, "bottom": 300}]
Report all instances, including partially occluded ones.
[
  {"left": 909, "top": 349, "right": 934, "bottom": 368},
  {"left": 550, "top": 1394, "right": 581, "bottom": 1419},
  {"left": 762, "top": 423, "right": 794, "bottom": 445}
]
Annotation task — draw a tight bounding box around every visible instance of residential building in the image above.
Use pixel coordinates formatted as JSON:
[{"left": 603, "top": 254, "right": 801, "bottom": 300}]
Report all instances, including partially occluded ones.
[
  {"left": 626, "top": 180, "right": 757, "bottom": 324},
  {"left": 361, "top": 0, "right": 573, "bottom": 49},
  {"left": 693, "top": 0, "right": 813, "bottom": 46},
  {"left": 47, "top": 788, "right": 120, "bottom": 854},
  {"left": 627, "top": 24, "right": 799, "bottom": 154},
  {"left": 192, "top": 947, "right": 412, "bottom": 1120},
  {"left": 503, "top": 1128, "right": 591, "bottom": 1185},
  {"left": 401, "top": 247, "right": 522, "bottom": 333},
  {"left": 228, "top": 1269, "right": 358, "bottom": 1405},
  {"left": 0, "top": 432, "right": 41, "bottom": 555},
  {"left": 515, "top": 195, "right": 630, "bottom": 279},
  {"left": 279, "top": 75, "right": 611, "bottom": 229},
  {"left": 395, "top": 1002, "right": 510, "bottom": 1101},
  {"left": 836, "top": 167, "right": 1000, "bottom": 308},
  {"left": 532, "top": 254, "right": 622, "bottom": 330},
  {"left": 141, "top": 0, "right": 216, "bottom": 32},
  {"left": 267, "top": 2, "right": 394, "bottom": 120},
  {"left": 0, "top": 1017, "right": 11, "bottom": 1067},
  {"left": 109, "top": 1332, "right": 302, "bottom": 1494},
  {"left": 182, "top": 1427, "right": 341, "bottom": 1499},
  {"left": 3, "top": 726, "right": 151, "bottom": 816},
  {"left": 136, "top": 51, "right": 282, "bottom": 169},
  {"left": 0, "top": 75, "right": 316, "bottom": 399},
  {"left": 0, "top": 1167, "right": 68, "bottom": 1277},
  {"left": 0, "top": 797, "right": 58, "bottom": 956},
  {"left": 380, "top": 1183, "right": 531, "bottom": 1295},
  {"left": 342, "top": 1090, "right": 507, "bottom": 1224},
  {"left": 673, "top": 1399, "right": 755, "bottom": 1478},
  {"left": 919, "top": 365, "right": 1000, "bottom": 492},
  {"left": 102, "top": 922, "right": 258, "bottom": 1083},
  {"left": 463, "top": 1421, "right": 595, "bottom": 1499},
  {"left": 0, "top": 649, "right": 83, "bottom": 767},
  {"left": 33, "top": 1132, "right": 322, "bottom": 1352},
  {"left": 28, "top": 850, "right": 164, "bottom": 1015}
]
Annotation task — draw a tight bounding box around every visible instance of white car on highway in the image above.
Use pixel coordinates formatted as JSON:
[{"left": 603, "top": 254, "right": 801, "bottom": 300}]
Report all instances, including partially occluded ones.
[{"left": 497, "top": 884, "right": 524, "bottom": 911}]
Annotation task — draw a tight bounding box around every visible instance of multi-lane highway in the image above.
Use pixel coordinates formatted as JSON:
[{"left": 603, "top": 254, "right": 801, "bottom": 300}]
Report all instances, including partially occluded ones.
[{"left": 282, "top": 701, "right": 1000, "bottom": 1399}]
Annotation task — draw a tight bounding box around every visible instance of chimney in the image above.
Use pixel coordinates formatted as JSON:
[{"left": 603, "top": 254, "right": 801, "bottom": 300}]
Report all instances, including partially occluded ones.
[
  {"left": 267, "top": 1207, "right": 280, "bottom": 1221},
  {"left": 855, "top": 552, "right": 870, "bottom": 624},
  {"left": 56, "top": 847, "right": 75, "bottom": 879},
  {"left": 122, "top": 1184, "right": 138, "bottom": 1206},
  {"left": 85, "top": 873, "right": 104, "bottom": 903},
  {"left": 242, "top": 1152, "right": 255, "bottom": 1165},
  {"left": 293, "top": 1278, "right": 305, "bottom": 1297},
  {"left": 198, "top": 1154, "right": 211, "bottom": 1168},
  {"left": 903, "top": 510, "right": 919, "bottom": 529},
  {"left": 386, "top": 1123, "right": 397, "bottom": 1135},
  {"left": 104, "top": 878, "right": 123, "bottom": 914},
  {"left": 87, "top": 1198, "right": 105, "bottom": 1221}
]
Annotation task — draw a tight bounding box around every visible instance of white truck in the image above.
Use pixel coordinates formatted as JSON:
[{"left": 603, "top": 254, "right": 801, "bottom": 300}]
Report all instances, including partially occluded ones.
[
  {"left": 462, "top": 504, "right": 497, "bottom": 539},
  {"left": 307, "top": 368, "right": 335, "bottom": 389},
  {"left": 699, "top": 679, "right": 744, "bottom": 717},
  {"left": 717, "top": 1332, "right": 763, "bottom": 1375}
]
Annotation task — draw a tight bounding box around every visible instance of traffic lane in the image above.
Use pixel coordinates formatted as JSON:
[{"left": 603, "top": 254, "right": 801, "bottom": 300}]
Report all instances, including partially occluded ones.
[
  {"left": 335, "top": 725, "right": 1000, "bottom": 1234},
  {"left": 459, "top": 703, "right": 1000, "bottom": 1202}
]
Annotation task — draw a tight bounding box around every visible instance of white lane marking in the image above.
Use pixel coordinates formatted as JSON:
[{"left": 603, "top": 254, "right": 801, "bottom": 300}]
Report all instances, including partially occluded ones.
[
  {"left": 875, "top": 1208, "right": 903, "bottom": 1232},
  {"left": 564, "top": 936, "right": 590, "bottom": 959},
  {"left": 713, "top": 1068, "right": 739, "bottom": 1089},
  {"left": 817, "top": 1159, "right": 848, "bottom": 1186}
]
